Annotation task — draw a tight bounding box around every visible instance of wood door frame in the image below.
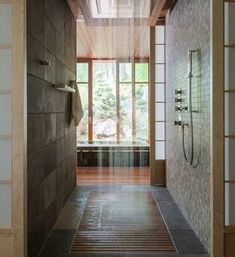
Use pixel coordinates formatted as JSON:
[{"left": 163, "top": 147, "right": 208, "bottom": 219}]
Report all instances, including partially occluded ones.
[
  {"left": 12, "top": 0, "right": 27, "bottom": 256},
  {"left": 0, "top": 0, "right": 27, "bottom": 256},
  {"left": 210, "top": 0, "right": 224, "bottom": 256}
]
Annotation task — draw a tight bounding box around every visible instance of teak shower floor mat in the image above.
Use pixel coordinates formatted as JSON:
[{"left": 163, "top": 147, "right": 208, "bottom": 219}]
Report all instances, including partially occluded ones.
[{"left": 70, "top": 192, "right": 176, "bottom": 254}]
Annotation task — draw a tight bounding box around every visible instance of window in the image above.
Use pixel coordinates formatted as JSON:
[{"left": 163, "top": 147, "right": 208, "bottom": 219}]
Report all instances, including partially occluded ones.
[
  {"left": 155, "top": 25, "right": 166, "bottom": 160},
  {"left": 77, "top": 60, "right": 149, "bottom": 144},
  {"left": 77, "top": 63, "right": 89, "bottom": 142}
]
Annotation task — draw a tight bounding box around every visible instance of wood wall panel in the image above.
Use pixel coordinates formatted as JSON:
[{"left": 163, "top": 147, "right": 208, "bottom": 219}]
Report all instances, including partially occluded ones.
[
  {"left": 211, "top": 0, "right": 224, "bottom": 256},
  {"left": 225, "top": 232, "right": 235, "bottom": 257},
  {"left": 0, "top": 231, "right": 13, "bottom": 257},
  {"left": 151, "top": 160, "right": 166, "bottom": 185}
]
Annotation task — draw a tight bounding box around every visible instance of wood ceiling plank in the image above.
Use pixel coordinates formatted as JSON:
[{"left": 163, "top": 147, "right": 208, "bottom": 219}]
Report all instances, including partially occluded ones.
[{"left": 77, "top": 22, "right": 150, "bottom": 59}]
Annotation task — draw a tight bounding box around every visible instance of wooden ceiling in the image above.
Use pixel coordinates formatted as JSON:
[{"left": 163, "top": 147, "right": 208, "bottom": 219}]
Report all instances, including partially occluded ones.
[
  {"left": 67, "top": 0, "right": 176, "bottom": 59},
  {"left": 76, "top": 21, "right": 150, "bottom": 59}
]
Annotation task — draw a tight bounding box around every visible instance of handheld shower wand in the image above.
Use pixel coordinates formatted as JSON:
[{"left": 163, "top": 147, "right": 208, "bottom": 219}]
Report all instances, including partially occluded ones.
[{"left": 182, "top": 49, "right": 200, "bottom": 166}]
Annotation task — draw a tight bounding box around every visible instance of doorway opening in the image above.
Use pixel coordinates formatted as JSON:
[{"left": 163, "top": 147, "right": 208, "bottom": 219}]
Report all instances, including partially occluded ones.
[{"left": 76, "top": 59, "right": 151, "bottom": 185}]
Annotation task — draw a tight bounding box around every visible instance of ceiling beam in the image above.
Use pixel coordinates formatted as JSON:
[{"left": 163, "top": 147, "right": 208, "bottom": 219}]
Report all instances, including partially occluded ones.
[
  {"left": 149, "top": 0, "right": 168, "bottom": 26},
  {"left": 77, "top": 0, "right": 92, "bottom": 25},
  {"left": 67, "top": 0, "right": 81, "bottom": 18}
]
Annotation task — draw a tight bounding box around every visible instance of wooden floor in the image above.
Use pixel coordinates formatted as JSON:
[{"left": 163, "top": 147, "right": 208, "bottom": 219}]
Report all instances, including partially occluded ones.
[{"left": 77, "top": 167, "right": 150, "bottom": 185}]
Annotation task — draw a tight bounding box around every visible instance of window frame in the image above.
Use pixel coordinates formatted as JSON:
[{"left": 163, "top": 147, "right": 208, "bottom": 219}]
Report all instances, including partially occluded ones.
[{"left": 77, "top": 58, "right": 149, "bottom": 144}]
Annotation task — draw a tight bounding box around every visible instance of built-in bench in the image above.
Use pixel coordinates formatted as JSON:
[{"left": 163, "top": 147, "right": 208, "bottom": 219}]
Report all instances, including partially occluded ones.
[{"left": 77, "top": 142, "right": 149, "bottom": 167}]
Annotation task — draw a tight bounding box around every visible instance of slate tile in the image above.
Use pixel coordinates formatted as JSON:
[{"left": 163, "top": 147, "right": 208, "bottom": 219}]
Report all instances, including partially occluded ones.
[
  {"left": 44, "top": 141, "right": 57, "bottom": 178},
  {"left": 28, "top": 148, "right": 44, "bottom": 193},
  {"left": 28, "top": 114, "right": 44, "bottom": 152},
  {"left": 27, "top": 75, "right": 44, "bottom": 113},
  {"left": 44, "top": 114, "right": 57, "bottom": 145}
]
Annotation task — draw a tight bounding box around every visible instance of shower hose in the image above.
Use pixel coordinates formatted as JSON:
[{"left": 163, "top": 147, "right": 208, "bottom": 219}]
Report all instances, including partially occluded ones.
[{"left": 182, "top": 52, "right": 195, "bottom": 166}]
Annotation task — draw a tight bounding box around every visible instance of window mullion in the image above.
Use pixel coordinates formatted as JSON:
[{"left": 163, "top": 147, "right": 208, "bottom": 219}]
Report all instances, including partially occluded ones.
[
  {"left": 132, "top": 60, "right": 136, "bottom": 143},
  {"left": 88, "top": 60, "right": 93, "bottom": 143},
  {"left": 116, "top": 61, "right": 120, "bottom": 143}
]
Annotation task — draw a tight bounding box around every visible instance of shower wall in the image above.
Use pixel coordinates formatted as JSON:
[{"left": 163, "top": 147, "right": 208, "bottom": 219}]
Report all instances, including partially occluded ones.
[
  {"left": 27, "top": 0, "right": 77, "bottom": 256},
  {"left": 165, "top": 0, "right": 211, "bottom": 252}
]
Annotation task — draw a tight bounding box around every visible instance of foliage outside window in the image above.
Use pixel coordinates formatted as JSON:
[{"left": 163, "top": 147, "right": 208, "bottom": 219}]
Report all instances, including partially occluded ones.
[{"left": 77, "top": 60, "right": 149, "bottom": 144}]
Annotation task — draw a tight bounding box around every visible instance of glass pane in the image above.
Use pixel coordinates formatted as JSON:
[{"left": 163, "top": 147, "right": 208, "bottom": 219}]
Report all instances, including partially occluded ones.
[
  {"left": 136, "top": 84, "right": 148, "bottom": 142},
  {"left": 155, "top": 26, "right": 165, "bottom": 44},
  {"left": 77, "top": 84, "right": 88, "bottom": 142},
  {"left": 93, "top": 61, "right": 116, "bottom": 141},
  {"left": 155, "top": 45, "right": 165, "bottom": 64},
  {"left": 225, "top": 48, "right": 235, "bottom": 91},
  {"left": 119, "top": 63, "right": 132, "bottom": 82},
  {"left": 225, "top": 138, "right": 235, "bottom": 181},
  {"left": 225, "top": 183, "right": 235, "bottom": 225},
  {"left": 155, "top": 122, "right": 165, "bottom": 141},
  {"left": 225, "top": 93, "right": 235, "bottom": 135},
  {"left": 77, "top": 63, "right": 88, "bottom": 82},
  {"left": 155, "top": 83, "right": 165, "bottom": 102},
  {"left": 0, "top": 94, "right": 11, "bottom": 134},
  {"left": 155, "top": 103, "right": 165, "bottom": 121},
  {"left": 155, "top": 64, "right": 165, "bottom": 83},
  {"left": 224, "top": 3, "right": 235, "bottom": 46},
  {"left": 0, "top": 184, "right": 11, "bottom": 226},
  {"left": 0, "top": 4, "right": 11, "bottom": 45},
  {"left": 120, "top": 84, "right": 132, "bottom": 141},
  {"left": 135, "top": 63, "right": 148, "bottom": 82},
  {"left": 155, "top": 141, "right": 165, "bottom": 160},
  {"left": 0, "top": 49, "right": 11, "bottom": 91},
  {"left": 0, "top": 139, "right": 11, "bottom": 180}
]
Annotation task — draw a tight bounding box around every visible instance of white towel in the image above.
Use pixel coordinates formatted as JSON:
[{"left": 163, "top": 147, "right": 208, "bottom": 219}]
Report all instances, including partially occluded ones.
[{"left": 71, "top": 81, "right": 84, "bottom": 127}]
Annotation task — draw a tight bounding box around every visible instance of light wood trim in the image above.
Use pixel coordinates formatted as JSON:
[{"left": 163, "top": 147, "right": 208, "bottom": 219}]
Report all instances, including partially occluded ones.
[
  {"left": 210, "top": 0, "right": 224, "bottom": 256},
  {"left": 149, "top": 0, "right": 167, "bottom": 26},
  {"left": 0, "top": 0, "right": 12, "bottom": 3},
  {"left": 11, "top": 0, "right": 27, "bottom": 257},
  {"left": 0, "top": 44, "right": 11, "bottom": 49},
  {"left": 0, "top": 228, "right": 12, "bottom": 234},
  {"left": 0, "top": 180, "right": 11, "bottom": 185},
  {"left": 0, "top": 90, "right": 12, "bottom": 94},
  {"left": 0, "top": 232, "right": 13, "bottom": 257},
  {"left": 0, "top": 135, "right": 11, "bottom": 139},
  {"left": 150, "top": 27, "right": 156, "bottom": 185},
  {"left": 78, "top": 57, "right": 149, "bottom": 62}
]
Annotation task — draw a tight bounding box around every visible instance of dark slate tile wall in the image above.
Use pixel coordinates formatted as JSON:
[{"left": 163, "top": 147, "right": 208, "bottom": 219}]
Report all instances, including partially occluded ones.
[{"left": 27, "top": 0, "right": 77, "bottom": 256}]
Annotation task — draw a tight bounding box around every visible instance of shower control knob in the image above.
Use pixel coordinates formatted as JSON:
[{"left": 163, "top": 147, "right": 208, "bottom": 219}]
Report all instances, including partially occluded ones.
[
  {"left": 175, "top": 97, "right": 182, "bottom": 103},
  {"left": 175, "top": 89, "right": 182, "bottom": 95},
  {"left": 174, "top": 120, "right": 182, "bottom": 126},
  {"left": 175, "top": 106, "right": 182, "bottom": 112}
]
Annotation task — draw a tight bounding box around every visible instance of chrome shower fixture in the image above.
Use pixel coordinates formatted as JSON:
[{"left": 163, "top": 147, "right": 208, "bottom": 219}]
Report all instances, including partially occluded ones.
[{"left": 174, "top": 49, "right": 200, "bottom": 166}]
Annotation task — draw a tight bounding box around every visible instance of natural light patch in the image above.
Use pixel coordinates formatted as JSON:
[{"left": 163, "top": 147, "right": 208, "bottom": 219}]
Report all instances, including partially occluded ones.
[{"left": 93, "top": 61, "right": 117, "bottom": 141}]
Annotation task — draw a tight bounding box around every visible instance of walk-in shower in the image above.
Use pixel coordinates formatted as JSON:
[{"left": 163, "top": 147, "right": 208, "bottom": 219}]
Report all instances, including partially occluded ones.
[{"left": 174, "top": 49, "right": 200, "bottom": 166}]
